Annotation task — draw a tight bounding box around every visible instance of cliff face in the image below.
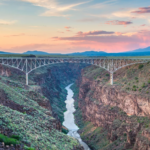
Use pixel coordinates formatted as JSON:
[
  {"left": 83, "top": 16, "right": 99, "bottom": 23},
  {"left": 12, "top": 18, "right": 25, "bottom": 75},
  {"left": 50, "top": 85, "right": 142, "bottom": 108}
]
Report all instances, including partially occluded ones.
[
  {"left": 79, "top": 77, "right": 150, "bottom": 119},
  {"left": 30, "top": 63, "right": 88, "bottom": 123},
  {"left": 74, "top": 65, "right": 150, "bottom": 150},
  {"left": 0, "top": 63, "right": 86, "bottom": 150}
]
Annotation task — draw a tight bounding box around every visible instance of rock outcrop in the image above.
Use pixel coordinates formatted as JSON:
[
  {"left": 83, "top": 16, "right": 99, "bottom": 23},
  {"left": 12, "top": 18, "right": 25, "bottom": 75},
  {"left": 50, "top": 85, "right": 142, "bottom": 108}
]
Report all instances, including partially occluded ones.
[{"left": 74, "top": 65, "right": 150, "bottom": 150}]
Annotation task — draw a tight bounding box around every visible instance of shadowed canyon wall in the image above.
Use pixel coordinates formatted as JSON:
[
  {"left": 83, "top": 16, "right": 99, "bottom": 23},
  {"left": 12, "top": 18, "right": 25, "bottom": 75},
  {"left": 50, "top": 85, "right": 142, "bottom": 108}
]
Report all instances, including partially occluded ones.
[{"left": 73, "top": 64, "right": 150, "bottom": 150}]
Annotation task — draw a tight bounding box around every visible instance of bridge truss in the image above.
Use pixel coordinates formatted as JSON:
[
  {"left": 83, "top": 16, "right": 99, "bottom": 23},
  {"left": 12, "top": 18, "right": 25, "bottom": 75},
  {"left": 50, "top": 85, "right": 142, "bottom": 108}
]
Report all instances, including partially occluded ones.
[{"left": 0, "top": 57, "right": 149, "bottom": 85}]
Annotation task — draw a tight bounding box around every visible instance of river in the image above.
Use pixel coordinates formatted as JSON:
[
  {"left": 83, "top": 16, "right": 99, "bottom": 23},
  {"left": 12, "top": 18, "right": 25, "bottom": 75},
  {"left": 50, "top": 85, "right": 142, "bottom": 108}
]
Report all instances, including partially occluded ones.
[{"left": 63, "top": 84, "right": 90, "bottom": 150}]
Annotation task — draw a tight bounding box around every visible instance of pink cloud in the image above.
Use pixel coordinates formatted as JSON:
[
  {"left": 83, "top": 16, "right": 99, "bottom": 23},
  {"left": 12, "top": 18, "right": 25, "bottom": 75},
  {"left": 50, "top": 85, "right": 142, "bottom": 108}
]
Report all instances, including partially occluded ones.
[
  {"left": 131, "top": 6, "right": 150, "bottom": 14},
  {"left": 76, "top": 30, "right": 114, "bottom": 36},
  {"left": 141, "top": 24, "right": 146, "bottom": 26},
  {"left": 52, "top": 30, "right": 150, "bottom": 52},
  {"left": 66, "top": 30, "right": 72, "bottom": 32},
  {"left": 105, "top": 20, "right": 132, "bottom": 26},
  {"left": 64, "top": 26, "right": 72, "bottom": 29}
]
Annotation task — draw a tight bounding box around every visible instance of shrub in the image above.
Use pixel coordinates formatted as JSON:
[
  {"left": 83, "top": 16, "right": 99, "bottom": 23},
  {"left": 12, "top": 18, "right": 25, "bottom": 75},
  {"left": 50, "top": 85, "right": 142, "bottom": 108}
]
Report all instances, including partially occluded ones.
[
  {"left": 124, "top": 133, "right": 127, "bottom": 136},
  {"left": 133, "top": 85, "right": 136, "bottom": 88},
  {"left": 142, "top": 83, "right": 146, "bottom": 88},
  {"left": 62, "top": 128, "right": 69, "bottom": 134},
  {"left": 146, "top": 91, "right": 149, "bottom": 94},
  {"left": 132, "top": 88, "right": 137, "bottom": 91},
  {"left": 139, "top": 89, "right": 141, "bottom": 92},
  {"left": 135, "top": 77, "right": 138, "bottom": 80},
  {"left": 24, "top": 146, "right": 35, "bottom": 150},
  {"left": 148, "top": 80, "right": 150, "bottom": 84},
  {"left": 10, "top": 135, "right": 21, "bottom": 141},
  {"left": 0, "top": 134, "right": 19, "bottom": 146},
  {"left": 106, "top": 74, "right": 109, "bottom": 77},
  {"left": 139, "top": 64, "right": 144, "bottom": 69}
]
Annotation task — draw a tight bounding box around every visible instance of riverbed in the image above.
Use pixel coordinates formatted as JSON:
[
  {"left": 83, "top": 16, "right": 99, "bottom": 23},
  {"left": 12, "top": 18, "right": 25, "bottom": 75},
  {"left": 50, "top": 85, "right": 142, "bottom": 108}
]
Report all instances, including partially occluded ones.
[{"left": 63, "top": 84, "right": 90, "bottom": 150}]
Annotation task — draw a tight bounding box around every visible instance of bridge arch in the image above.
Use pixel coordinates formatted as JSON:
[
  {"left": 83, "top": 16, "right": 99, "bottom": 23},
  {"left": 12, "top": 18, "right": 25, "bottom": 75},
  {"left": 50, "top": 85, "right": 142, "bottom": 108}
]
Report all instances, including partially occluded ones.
[{"left": 0, "top": 57, "right": 148, "bottom": 85}]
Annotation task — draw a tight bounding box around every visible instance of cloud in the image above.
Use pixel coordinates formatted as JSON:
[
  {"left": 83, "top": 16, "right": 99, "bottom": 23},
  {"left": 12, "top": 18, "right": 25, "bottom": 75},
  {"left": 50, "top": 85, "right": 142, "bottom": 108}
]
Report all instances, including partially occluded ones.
[
  {"left": 66, "top": 30, "right": 72, "bottom": 32},
  {"left": 76, "top": 30, "right": 114, "bottom": 36},
  {"left": 4, "top": 33, "right": 38, "bottom": 37},
  {"left": 91, "top": 0, "right": 118, "bottom": 9},
  {"left": 131, "top": 6, "right": 150, "bottom": 14},
  {"left": 141, "top": 24, "right": 146, "bottom": 26},
  {"left": 4, "top": 33, "right": 25, "bottom": 37},
  {"left": 77, "top": 18, "right": 100, "bottom": 22},
  {"left": 64, "top": 26, "right": 72, "bottom": 29},
  {"left": 21, "top": 0, "right": 91, "bottom": 17},
  {"left": 0, "top": 20, "right": 17, "bottom": 25},
  {"left": 51, "top": 30, "right": 150, "bottom": 52},
  {"left": 105, "top": 20, "right": 132, "bottom": 26},
  {"left": 52, "top": 35, "right": 140, "bottom": 43}
]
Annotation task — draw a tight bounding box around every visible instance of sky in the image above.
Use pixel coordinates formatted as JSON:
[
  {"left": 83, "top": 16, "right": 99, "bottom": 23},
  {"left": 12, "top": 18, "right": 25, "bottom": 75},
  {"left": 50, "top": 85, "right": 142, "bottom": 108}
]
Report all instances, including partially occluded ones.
[{"left": 0, "top": 0, "right": 150, "bottom": 53}]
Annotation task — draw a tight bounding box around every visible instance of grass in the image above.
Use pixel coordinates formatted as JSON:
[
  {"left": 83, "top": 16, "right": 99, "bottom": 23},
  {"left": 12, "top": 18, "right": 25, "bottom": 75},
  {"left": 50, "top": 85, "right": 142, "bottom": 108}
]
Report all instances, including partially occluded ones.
[
  {"left": 0, "top": 63, "right": 88, "bottom": 150},
  {"left": 0, "top": 134, "right": 20, "bottom": 146}
]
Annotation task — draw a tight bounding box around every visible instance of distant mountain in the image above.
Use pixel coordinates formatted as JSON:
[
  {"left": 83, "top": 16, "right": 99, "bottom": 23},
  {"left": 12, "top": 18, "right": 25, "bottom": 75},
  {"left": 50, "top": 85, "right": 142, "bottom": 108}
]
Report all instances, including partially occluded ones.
[
  {"left": 1, "top": 47, "right": 150, "bottom": 57},
  {"left": 68, "top": 50, "right": 150, "bottom": 57},
  {"left": 128, "top": 46, "right": 150, "bottom": 53},
  {"left": 23, "top": 51, "right": 50, "bottom": 55},
  {"left": 0, "top": 51, "right": 11, "bottom": 54},
  {"left": 68, "top": 51, "right": 107, "bottom": 56}
]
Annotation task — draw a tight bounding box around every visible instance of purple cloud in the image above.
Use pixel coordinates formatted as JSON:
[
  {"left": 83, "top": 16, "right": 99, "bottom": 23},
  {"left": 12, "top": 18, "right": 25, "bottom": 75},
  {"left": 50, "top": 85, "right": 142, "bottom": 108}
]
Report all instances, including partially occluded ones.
[
  {"left": 131, "top": 6, "right": 150, "bottom": 14},
  {"left": 106, "top": 20, "right": 132, "bottom": 26},
  {"left": 76, "top": 30, "right": 114, "bottom": 36}
]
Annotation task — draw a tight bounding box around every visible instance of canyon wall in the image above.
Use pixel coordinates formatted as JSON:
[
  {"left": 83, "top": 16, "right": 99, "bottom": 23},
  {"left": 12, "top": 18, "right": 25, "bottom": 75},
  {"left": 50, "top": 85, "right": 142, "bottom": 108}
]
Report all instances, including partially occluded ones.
[
  {"left": 0, "top": 63, "right": 86, "bottom": 150},
  {"left": 74, "top": 64, "right": 150, "bottom": 150}
]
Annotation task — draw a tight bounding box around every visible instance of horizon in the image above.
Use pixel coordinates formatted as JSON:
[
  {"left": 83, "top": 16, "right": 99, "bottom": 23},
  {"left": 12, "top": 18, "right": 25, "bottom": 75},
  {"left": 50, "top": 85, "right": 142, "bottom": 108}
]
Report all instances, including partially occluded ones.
[{"left": 0, "top": 0, "right": 150, "bottom": 53}]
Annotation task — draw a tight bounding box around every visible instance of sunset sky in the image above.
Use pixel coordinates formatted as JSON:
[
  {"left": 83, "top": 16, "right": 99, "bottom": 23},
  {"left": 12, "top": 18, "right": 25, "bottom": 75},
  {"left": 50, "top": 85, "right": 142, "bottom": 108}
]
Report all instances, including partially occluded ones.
[{"left": 0, "top": 0, "right": 150, "bottom": 53}]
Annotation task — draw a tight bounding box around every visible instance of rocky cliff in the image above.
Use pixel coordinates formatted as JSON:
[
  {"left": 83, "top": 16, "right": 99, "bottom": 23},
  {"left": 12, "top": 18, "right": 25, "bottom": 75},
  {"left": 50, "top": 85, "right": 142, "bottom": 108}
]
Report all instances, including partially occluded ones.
[
  {"left": 0, "top": 63, "right": 86, "bottom": 150},
  {"left": 73, "top": 64, "right": 150, "bottom": 150}
]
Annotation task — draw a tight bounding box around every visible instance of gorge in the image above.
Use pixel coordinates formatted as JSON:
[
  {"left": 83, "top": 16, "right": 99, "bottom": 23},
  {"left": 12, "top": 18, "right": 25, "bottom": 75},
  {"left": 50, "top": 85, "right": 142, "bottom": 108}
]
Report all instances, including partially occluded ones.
[
  {"left": 63, "top": 84, "right": 90, "bottom": 150},
  {"left": 1, "top": 61, "right": 150, "bottom": 150}
]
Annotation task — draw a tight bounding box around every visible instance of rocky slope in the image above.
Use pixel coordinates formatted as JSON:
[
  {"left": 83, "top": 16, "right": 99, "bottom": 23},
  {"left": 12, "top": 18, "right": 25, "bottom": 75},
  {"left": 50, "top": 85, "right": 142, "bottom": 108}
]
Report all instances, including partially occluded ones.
[
  {"left": 0, "top": 63, "right": 87, "bottom": 150},
  {"left": 73, "top": 63, "right": 150, "bottom": 150}
]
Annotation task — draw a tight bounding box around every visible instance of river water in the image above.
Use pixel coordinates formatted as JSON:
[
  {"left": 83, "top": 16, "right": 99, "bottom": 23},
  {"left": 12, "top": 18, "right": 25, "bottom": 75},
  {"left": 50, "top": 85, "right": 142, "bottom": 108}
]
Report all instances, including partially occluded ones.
[{"left": 63, "top": 84, "right": 90, "bottom": 150}]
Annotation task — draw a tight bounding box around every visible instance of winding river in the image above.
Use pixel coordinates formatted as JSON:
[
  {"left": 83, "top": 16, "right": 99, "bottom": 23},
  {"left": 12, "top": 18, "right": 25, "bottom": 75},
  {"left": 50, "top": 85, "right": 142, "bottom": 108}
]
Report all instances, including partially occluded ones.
[{"left": 63, "top": 84, "right": 90, "bottom": 150}]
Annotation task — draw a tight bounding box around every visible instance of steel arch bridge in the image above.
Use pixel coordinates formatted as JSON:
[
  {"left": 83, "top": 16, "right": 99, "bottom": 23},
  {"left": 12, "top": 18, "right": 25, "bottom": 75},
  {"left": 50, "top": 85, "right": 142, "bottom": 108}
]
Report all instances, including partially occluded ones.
[{"left": 0, "top": 57, "right": 149, "bottom": 85}]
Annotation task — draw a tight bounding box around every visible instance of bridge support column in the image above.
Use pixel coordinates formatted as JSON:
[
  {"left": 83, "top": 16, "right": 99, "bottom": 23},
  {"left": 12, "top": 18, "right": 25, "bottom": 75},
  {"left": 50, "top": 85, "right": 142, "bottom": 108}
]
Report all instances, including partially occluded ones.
[
  {"left": 110, "top": 72, "right": 113, "bottom": 85},
  {"left": 26, "top": 73, "right": 28, "bottom": 85}
]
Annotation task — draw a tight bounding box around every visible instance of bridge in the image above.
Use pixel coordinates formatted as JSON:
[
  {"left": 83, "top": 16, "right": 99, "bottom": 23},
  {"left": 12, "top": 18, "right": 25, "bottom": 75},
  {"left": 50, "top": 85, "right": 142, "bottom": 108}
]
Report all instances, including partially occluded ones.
[{"left": 0, "top": 57, "right": 149, "bottom": 85}]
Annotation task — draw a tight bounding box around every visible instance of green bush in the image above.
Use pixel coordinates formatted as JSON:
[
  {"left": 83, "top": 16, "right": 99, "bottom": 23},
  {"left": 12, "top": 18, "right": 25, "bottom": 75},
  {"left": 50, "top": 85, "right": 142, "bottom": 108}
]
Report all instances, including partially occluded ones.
[
  {"left": 10, "top": 135, "right": 21, "bottom": 141},
  {"left": 124, "top": 133, "right": 127, "bottom": 136},
  {"left": 142, "top": 83, "right": 146, "bottom": 88},
  {"left": 62, "top": 128, "right": 69, "bottom": 134},
  {"left": 139, "top": 64, "right": 144, "bottom": 69},
  {"left": 24, "top": 146, "right": 35, "bottom": 150},
  {"left": 106, "top": 74, "right": 109, "bottom": 77},
  {"left": 0, "top": 134, "right": 19, "bottom": 146},
  {"left": 148, "top": 80, "right": 150, "bottom": 84},
  {"left": 133, "top": 85, "right": 136, "bottom": 88},
  {"left": 135, "top": 77, "right": 138, "bottom": 80}
]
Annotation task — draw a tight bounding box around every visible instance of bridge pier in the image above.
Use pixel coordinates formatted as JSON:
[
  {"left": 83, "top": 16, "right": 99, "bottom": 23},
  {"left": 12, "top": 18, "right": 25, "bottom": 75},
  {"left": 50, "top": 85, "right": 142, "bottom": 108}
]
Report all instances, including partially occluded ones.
[
  {"left": 110, "top": 72, "right": 113, "bottom": 85},
  {"left": 26, "top": 73, "right": 28, "bottom": 85}
]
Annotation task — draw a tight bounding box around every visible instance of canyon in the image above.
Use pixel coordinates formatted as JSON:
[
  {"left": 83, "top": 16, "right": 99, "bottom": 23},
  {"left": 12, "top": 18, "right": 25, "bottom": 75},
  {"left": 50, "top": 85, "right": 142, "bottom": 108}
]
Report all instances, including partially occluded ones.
[{"left": 0, "top": 61, "right": 150, "bottom": 149}]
